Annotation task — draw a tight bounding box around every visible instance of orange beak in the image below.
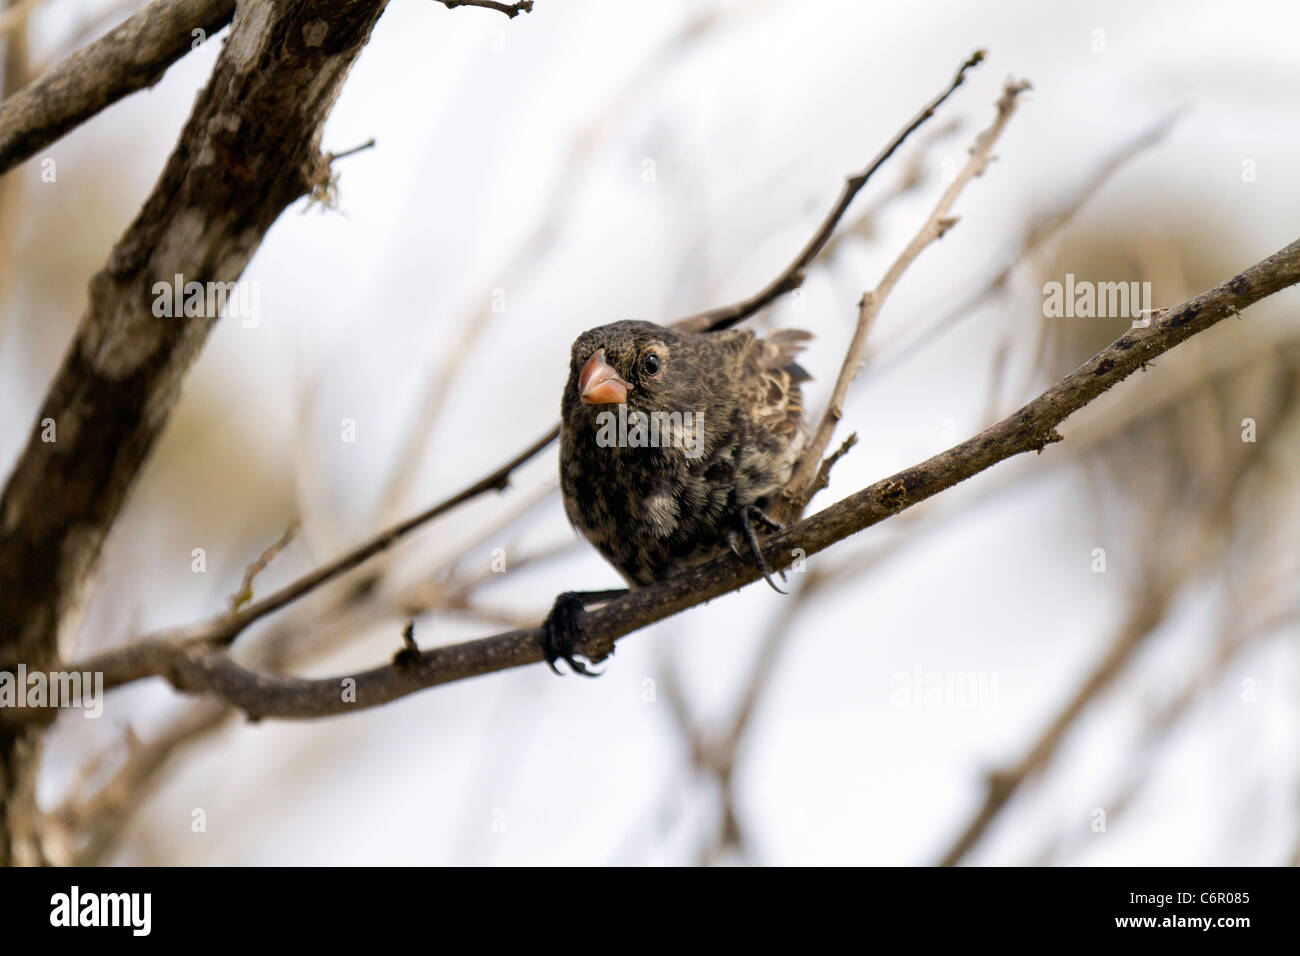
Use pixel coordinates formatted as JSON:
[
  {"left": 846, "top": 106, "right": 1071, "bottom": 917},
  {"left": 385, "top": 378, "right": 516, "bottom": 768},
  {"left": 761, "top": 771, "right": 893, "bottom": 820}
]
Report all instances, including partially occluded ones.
[{"left": 579, "top": 349, "right": 630, "bottom": 405}]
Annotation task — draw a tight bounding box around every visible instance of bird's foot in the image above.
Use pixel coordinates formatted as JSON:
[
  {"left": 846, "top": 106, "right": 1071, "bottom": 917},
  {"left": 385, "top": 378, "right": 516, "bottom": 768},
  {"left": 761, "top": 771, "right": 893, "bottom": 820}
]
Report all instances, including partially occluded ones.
[
  {"left": 538, "top": 589, "right": 626, "bottom": 677},
  {"left": 730, "top": 506, "right": 787, "bottom": 594}
]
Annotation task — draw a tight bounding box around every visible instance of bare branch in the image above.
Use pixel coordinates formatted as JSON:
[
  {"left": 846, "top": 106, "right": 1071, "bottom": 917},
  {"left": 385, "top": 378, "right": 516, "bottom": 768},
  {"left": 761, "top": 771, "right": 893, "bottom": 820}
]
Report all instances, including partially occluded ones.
[
  {"left": 783, "top": 79, "right": 1031, "bottom": 512},
  {"left": 937, "top": 365, "right": 1300, "bottom": 865},
  {"left": 324, "top": 137, "right": 377, "bottom": 164},
  {"left": 675, "top": 49, "right": 986, "bottom": 334},
  {"left": 378, "top": 4, "right": 761, "bottom": 520},
  {"left": 0, "top": 0, "right": 395, "bottom": 863},
  {"left": 0, "top": 0, "right": 236, "bottom": 176},
  {"left": 0, "top": 0, "right": 392, "bottom": 670},
  {"left": 869, "top": 110, "right": 1180, "bottom": 378},
  {"left": 54, "top": 702, "right": 230, "bottom": 865},
  {"left": 437, "top": 0, "right": 533, "bottom": 17},
  {"left": 228, "top": 521, "right": 300, "bottom": 616},
  {"left": 937, "top": 586, "right": 1176, "bottom": 867},
  {"left": 72, "top": 426, "right": 558, "bottom": 667},
  {"left": 806, "top": 432, "right": 859, "bottom": 503},
  {"left": 30, "top": 234, "right": 1300, "bottom": 723},
  {"left": 51, "top": 52, "right": 989, "bottom": 677}
]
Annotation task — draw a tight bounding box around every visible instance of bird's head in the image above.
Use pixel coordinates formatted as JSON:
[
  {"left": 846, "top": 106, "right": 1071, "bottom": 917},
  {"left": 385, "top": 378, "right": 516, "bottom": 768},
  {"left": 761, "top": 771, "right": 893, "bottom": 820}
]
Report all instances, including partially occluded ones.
[
  {"left": 566, "top": 320, "right": 694, "bottom": 415},
  {"left": 564, "top": 321, "right": 725, "bottom": 463}
]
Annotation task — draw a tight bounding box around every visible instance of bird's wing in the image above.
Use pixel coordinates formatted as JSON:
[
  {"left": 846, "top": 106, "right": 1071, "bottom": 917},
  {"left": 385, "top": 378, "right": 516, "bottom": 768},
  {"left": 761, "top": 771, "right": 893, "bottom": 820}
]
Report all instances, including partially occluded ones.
[{"left": 748, "top": 328, "right": 812, "bottom": 435}]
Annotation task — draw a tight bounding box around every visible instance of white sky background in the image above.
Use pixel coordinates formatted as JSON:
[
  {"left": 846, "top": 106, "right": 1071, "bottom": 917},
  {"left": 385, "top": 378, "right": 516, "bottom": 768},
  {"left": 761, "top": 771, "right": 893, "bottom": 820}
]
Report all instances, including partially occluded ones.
[{"left": 4, "top": 0, "right": 1300, "bottom": 864}]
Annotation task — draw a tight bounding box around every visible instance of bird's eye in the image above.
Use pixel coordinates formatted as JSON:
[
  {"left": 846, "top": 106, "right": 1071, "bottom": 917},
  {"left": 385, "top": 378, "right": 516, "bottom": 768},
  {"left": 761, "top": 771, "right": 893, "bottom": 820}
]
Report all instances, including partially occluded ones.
[{"left": 642, "top": 354, "right": 662, "bottom": 376}]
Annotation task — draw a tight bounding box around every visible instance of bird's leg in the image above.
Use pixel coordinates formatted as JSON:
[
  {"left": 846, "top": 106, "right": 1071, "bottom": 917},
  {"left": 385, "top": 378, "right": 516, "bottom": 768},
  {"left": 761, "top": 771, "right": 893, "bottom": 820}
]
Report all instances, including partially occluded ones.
[
  {"left": 729, "top": 505, "right": 787, "bottom": 594},
  {"left": 539, "top": 589, "right": 628, "bottom": 677}
]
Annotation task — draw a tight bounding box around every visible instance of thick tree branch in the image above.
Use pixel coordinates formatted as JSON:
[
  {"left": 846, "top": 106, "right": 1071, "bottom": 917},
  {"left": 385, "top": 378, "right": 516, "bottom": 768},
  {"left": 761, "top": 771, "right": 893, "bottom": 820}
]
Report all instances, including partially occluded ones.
[
  {"left": 0, "top": 0, "right": 393, "bottom": 667},
  {"left": 0, "top": 0, "right": 395, "bottom": 863},
  {"left": 0, "top": 0, "right": 236, "bottom": 176},
  {"left": 26, "top": 235, "right": 1298, "bottom": 722},
  {"left": 0, "top": 0, "right": 532, "bottom": 177}
]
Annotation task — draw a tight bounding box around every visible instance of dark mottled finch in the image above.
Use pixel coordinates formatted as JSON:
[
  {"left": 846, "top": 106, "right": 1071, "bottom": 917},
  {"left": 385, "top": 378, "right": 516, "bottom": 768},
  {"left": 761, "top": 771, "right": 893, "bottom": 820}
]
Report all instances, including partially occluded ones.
[{"left": 540, "top": 319, "right": 812, "bottom": 675}]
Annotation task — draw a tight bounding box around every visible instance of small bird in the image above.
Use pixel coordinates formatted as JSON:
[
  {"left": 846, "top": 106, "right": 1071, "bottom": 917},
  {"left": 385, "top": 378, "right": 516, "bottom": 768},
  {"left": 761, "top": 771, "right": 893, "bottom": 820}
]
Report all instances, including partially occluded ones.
[{"left": 541, "top": 319, "right": 812, "bottom": 674}]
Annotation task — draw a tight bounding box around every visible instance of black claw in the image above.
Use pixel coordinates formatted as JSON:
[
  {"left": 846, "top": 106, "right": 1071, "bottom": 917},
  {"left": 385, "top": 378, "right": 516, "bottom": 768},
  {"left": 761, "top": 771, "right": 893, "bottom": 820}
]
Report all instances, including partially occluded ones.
[
  {"left": 738, "top": 506, "right": 787, "bottom": 594},
  {"left": 539, "top": 592, "right": 603, "bottom": 677},
  {"left": 747, "top": 507, "right": 783, "bottom": 534}
]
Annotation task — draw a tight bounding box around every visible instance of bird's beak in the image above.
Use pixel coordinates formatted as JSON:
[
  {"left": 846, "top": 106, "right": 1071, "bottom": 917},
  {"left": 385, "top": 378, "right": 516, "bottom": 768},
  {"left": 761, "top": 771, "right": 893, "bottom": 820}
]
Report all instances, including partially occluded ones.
[{"left": 579, "top": 349, "right": 630, "bottom": 405}]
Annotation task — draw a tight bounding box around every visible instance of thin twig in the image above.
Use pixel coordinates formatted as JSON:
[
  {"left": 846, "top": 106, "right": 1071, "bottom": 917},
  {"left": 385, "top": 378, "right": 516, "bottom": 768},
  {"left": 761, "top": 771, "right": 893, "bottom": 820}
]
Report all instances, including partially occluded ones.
[
  {"left": 782, "top": 79, "right": 1031, "bottom": 513},
  {"left": 807, "top": 432, "right": 859, "bottom": 502},
  {"left": 437, "top": 0, "right": 533, "bottom": 17},
  {"left": 937, "top": 368, "right": 1300, "bottom": 865},
  {"left": 675, "top": 49, "right": 987, "bottom": 334},
  {"left": 69, "top": 427, "right": 557, "bottom": 666},
  {"left": 1035, "top": 601, "right": 1295, "bottom": 866},
  {"left": 326, "top": 138, "right": 376, "bottom": 163},
  {"left": 937, "top": 585, "right": 1177, "bottom": 867},
  {"left": 196, "top": 427, "right": 557, "bottom": 647},
  {"left": 53, "top": 702, "right": 230, "bottom": 864},
  {"left": 378, "top": 3, "right": 771, "bottom": 520},
  {"left": 228, "top": 521, "right": 300, "bottom": 615},
  {"left": 869, "top": 111, "right": 1180, "bottom": 378}
]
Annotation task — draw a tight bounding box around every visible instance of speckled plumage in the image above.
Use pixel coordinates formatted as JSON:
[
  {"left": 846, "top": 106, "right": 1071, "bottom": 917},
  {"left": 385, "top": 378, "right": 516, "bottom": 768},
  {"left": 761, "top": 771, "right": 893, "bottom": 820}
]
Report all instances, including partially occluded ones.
[{"left": 559, "top": 320, "right": 811, "bottom": 588}]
